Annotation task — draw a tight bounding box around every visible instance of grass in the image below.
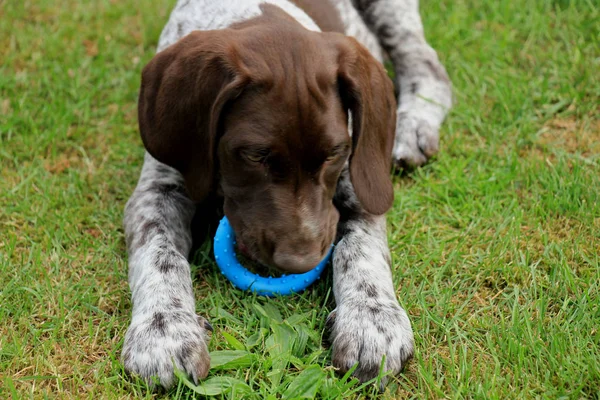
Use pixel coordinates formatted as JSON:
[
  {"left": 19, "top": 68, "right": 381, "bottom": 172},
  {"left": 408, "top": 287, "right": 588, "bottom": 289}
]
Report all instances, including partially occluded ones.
[{"left": 1, "top": 0, "right": 598, "bottom": 398}]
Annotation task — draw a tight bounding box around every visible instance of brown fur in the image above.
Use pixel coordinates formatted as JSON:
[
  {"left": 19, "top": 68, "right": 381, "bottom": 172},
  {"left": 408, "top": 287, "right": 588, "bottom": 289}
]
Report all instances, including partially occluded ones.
[
  {"left": 290, "top": 0, "right": 345, "bottom": 33},
  {"left": 138, "top": 4, "right": 396, "bottom": 273}
]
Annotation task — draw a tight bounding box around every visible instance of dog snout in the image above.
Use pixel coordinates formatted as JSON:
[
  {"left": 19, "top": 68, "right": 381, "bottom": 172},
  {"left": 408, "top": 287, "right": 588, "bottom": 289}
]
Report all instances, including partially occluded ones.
[{"left": 272, "top": 244, "right": 326, "bottom": 274}]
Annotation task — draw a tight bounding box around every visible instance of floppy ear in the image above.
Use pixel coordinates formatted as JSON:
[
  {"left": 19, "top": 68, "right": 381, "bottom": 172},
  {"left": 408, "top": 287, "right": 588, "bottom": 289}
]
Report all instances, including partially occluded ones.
[
  {"left": 138, "top": 31, "right": 247, "bottom": 202},
  {"left": 336, "top": 36, "right": 397, "bottom": 215}
]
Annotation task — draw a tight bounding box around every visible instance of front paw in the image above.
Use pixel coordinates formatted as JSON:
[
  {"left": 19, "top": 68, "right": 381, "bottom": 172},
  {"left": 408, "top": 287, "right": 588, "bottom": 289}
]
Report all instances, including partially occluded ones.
[
  {"left": 122, "top": 311, "right": 212, "bottom": 388},
  {"left": 393, "top": 72, "right": 452, "bottom": 168},
  {"left": 328, "top": 302, "right": 414, "bottom": 387},
  {"left": 393, "top": 113, "right": 439, "bottom": 168}
]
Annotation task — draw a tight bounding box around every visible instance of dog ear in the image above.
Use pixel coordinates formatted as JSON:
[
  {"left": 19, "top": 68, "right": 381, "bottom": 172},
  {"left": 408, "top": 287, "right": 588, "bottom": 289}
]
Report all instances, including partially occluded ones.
[
  {"left": 335, "top": 36, "right": 397, "bottom": 215},
  {"left": 138, "top": 31, "right": 248, "bottom": 202}
]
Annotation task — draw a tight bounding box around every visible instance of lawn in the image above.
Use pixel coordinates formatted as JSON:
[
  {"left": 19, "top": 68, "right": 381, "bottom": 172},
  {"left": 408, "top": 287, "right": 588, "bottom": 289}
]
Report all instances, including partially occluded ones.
[{"left": 1, "top": 0, "right": 598, "bottom": 398}]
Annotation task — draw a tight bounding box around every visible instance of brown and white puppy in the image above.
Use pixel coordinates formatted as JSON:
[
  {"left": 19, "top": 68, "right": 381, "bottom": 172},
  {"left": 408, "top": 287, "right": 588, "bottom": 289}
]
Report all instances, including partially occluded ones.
[{"left": 122, "top": 0, "right": 451, "bottom": 389}]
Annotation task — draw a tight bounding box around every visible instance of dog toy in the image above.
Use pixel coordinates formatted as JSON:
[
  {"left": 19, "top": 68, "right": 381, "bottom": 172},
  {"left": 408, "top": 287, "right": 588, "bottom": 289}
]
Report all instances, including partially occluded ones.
[{"left": 213, "top": 216, "right": 332, "bottom": 297}]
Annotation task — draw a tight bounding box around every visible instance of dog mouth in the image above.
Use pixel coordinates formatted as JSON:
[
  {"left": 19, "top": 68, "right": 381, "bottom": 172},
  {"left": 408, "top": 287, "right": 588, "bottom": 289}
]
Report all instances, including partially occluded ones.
[
  {"left": 234, "top": 235, "right": 264, "bottom": 264},
  {"left": 234, "top": 236, "right": 285, "bottom": 277},
  {"left": 227, "top": 219, "right": 258, "bottom": 260},
  {"left": 236, "top": 237, "right": 252, "bottom": 257}
]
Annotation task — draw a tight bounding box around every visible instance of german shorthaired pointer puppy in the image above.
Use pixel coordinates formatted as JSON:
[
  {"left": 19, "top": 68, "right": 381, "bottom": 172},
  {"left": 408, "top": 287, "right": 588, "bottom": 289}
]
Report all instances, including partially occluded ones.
[{"left": 122, "top": 0, "right": 451, "bottom": 389}]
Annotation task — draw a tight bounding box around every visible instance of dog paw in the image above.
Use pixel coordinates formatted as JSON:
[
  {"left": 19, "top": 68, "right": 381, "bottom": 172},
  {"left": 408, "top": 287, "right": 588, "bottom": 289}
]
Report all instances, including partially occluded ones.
[
  {"left": 393, "top": 64, "right": 452, "bottom": 169},
  {"left": 393, "top": 112, "right": 440, "bottom": 168},
  {"left": 328, "top": 302, "right": 414, "bottom": 388},
  {"left": 122, "top": 311, "right": 212, "bottom": 388}
]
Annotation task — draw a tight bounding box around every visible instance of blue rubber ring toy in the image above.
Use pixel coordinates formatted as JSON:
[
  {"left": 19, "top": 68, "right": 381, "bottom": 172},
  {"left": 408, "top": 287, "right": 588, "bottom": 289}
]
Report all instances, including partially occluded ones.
[{"left": 213, "top": 216, "right": 332, "bottom": 297}]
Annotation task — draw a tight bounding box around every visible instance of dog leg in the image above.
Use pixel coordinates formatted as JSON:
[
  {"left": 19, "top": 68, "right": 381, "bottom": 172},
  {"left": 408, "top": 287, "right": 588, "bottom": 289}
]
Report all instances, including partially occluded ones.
[
  {"left": 329, "top": 168, "right": 414, "bottom": 388},
  {"left": 121, "top": 152, "right": 211, "bottom": 388},
  {"left": 352, "top": 0, "right": 452, "bottom": 167}
]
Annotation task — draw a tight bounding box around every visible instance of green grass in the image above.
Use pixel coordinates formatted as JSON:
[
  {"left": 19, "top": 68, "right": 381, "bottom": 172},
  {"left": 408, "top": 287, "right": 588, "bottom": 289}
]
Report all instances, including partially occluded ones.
[{"left": 1, "top": 0, "right": 599, "bottom": 398}]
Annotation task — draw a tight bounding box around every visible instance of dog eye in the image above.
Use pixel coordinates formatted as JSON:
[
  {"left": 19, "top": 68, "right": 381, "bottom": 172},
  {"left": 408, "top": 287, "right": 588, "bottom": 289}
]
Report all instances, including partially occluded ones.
[
  {"left": 242, "top": 149, "right": 270, "bottom": 163},
  {"left": 246, "top": 154, "right": 264, "bottom": 162},
  {"left": 325, "top": 144, "right": 350, "bottom": 163}
]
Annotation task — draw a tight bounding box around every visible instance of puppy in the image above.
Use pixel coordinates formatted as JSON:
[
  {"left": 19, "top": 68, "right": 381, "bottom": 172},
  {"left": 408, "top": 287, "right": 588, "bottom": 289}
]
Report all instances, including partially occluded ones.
[{"left": 122, "top": 0, "right": 451, "bottom": 389}]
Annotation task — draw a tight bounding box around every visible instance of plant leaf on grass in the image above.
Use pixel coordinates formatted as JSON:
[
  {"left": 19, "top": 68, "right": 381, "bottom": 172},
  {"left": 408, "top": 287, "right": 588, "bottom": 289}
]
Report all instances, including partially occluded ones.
[
  {"left": 318, "top": 363, "right": 361, "bottom": 399},
  {"left": 175, "top": 369, "right": 254, "bottom": 397},
  {"left": 221, "top": 330, "right": 245, "bottom": 350},
  {"left": 209, "top": 350, "right": 256, "bottom": 370},
  {"left": 266, "top": 321, "right": 297, "bottom": 387},
  {"left": 266, "top": 322, "right": 296, "bottom": 358},
  {"left": 254, "top": 303, "right": 283, "bottom": 323},
  {"left": 246, "top": 328, "right": 267, "bottom": 348},
  {"left": 282, "top": 365, "right": 326, "bottom": 399},
  {"left": 291, "top": 324, "right": 310, "bottom": 356},
  {"left": 212, "top": 307, "right": 243, "bottom": 326}
]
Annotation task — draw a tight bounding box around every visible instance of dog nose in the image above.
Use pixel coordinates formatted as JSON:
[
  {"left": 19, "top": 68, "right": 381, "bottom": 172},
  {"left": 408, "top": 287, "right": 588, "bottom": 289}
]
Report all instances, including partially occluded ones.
[{"left": 272, "top": 248, "right": 324, "bottom": 274}]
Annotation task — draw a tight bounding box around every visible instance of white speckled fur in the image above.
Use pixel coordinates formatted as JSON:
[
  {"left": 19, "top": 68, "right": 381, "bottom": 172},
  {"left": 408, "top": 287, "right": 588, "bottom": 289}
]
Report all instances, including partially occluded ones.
[
  {"left": 327, "top": 167, "right": 414, "bottom": 386},
  {"left": 123, "top": 0, "right": 451, "bottom": 389},
  {"left": 157, "top": 0, "right": 320, "bottom": 51},
  {"left": 122, "top": 154, "right": 212, "bottom": 387},
  {"left": 348, "top": 0, "right": 453, "bottom": 166}
]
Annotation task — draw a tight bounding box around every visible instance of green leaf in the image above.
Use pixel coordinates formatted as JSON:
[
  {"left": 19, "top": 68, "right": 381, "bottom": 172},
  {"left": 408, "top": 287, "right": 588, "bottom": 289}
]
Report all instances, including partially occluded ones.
[
  {"left": 291, "top": 324, "right": 310, "bottom": 356},
  {"left": 175, "top": 371, "right": 252, "bottom": 396},
  {"left": 254, "top": 303, "right": 282, "bottom": 323},
  {"left": 209, "top": 350, "right": 255, "bottom": 370},
  {"left": 282, "top": 365, "right": 326, "bottom": 399},
  {"left": 265, "top": 322, "right": 296, "bottom": 387},
  {"left": 289, "top": 355, "right": 305, "bottom": 369},
  {"left": 212, "top": 307, "right": 243, "bottom": 326},
  {"left": 262, "top": 303, "right": 283, "bottom": 322},
  {"left": 318, "top": 377, "right": 342, "bottom": 399},
  {"left": 285, "top": 313, "right": 305, "bottom": 326},
  {"left": 221, "top": 331, "right": 245, "bottom": 350},
  {"left": 267, "top": 323, "right": 296, "bottom": 358},
  {"left": 246, "top": 330, "right": 263, "bottom": 348}
]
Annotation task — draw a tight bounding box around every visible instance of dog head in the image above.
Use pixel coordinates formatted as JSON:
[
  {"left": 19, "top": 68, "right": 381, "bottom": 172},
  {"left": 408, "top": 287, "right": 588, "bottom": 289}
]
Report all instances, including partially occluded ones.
[{"left": 138, "top": 5, "right": 396, "bottom": 273}]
